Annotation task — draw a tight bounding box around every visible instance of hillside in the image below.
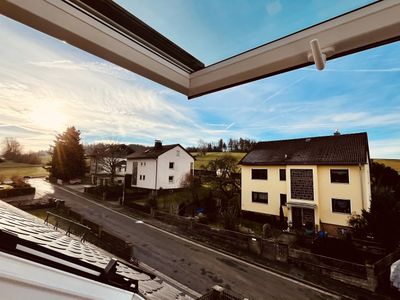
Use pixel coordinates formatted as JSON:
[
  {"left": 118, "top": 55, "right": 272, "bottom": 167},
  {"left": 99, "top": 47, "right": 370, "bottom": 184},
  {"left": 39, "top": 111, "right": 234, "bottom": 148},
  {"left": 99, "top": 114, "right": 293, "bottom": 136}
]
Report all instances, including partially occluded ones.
[
  {"left": 191, "top": 152, "right": 246, "bottom": 170},
  {"left": 372, "top": 158, "right": 400, "bottom": 173},
  {"left": 0, "top": 160, "right": 48, "bottom": 179}
]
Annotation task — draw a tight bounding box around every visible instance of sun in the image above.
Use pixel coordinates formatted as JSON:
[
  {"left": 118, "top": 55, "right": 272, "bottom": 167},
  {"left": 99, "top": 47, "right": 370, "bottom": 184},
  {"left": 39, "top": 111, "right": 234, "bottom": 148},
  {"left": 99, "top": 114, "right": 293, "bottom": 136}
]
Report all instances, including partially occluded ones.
[{"left": 29, "top": 102, "right": 67, "bottom": 131}]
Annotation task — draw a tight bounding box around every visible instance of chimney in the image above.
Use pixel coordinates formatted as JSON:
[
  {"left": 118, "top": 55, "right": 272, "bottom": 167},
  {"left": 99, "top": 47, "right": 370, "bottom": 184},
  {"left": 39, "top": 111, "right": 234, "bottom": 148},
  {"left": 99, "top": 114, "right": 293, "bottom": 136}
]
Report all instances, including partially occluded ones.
[
  {"left": 334, "top": 129, "right": 341, "bottom": 136},
  {"left": 154, "top": 140, "right": 162, "bottom": 149}
]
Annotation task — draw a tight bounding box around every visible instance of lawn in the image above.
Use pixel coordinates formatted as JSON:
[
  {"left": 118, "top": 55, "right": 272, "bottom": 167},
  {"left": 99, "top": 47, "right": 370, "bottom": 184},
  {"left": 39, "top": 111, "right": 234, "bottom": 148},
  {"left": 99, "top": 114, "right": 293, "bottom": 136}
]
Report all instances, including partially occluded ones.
[
  {"left": 372, "top": 158, "right": 400, "bottom": 173},
  {"left": 191, "top": 152, "right": 246, "bottom": 170},
  {"left": 0, "top": 160, "right": 49, "bottom": 179}
]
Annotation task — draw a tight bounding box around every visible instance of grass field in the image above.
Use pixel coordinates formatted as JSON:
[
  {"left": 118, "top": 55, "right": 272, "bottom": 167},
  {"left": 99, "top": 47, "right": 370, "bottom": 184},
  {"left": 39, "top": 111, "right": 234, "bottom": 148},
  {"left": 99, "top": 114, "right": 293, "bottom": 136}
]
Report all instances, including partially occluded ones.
[
  {"left": 191, "top": 152, "right": 246, "bottom": 170},
  {"left": 372, "top": 158, "right": 400, "bottom": 173},
  {"left": 0, "top": 160, "right": 49, "bottom": 179}
]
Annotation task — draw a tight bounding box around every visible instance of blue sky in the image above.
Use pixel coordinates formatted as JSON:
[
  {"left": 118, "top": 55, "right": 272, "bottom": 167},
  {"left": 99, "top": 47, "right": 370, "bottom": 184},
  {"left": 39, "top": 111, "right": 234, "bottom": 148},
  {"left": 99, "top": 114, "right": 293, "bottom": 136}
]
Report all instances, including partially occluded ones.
[
  {"left": 0, "top": 2, "right": 399, "bottom": 158},
  {"left": 116, "top": 0, "right": 374, "bottom": 64}
]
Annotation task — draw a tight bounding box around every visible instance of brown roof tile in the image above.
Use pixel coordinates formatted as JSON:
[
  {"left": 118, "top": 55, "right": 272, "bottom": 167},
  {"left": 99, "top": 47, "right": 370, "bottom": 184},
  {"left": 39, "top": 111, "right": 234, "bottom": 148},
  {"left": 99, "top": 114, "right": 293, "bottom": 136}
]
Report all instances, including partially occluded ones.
[{"left": 239, "top": 132, "right": 369, "bottom": 165}]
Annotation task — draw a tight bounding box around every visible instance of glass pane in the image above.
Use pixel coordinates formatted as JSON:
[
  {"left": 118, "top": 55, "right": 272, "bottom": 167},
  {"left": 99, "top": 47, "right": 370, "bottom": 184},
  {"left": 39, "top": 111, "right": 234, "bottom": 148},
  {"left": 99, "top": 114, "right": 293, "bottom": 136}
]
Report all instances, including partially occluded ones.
[{"left": 116, "top": 0, "right": 376, "bottom": 65}]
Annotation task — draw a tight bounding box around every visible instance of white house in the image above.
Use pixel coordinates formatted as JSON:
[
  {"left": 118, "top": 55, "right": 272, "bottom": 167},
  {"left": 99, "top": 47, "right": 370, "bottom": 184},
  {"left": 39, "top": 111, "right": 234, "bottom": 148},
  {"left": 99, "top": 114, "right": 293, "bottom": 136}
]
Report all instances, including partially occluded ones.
[
  {"left": 239, "top": 132, "right": 371, "bottom": 236},
  {"left": 126, "top": 141, "right": 195, "bottom": 190}
]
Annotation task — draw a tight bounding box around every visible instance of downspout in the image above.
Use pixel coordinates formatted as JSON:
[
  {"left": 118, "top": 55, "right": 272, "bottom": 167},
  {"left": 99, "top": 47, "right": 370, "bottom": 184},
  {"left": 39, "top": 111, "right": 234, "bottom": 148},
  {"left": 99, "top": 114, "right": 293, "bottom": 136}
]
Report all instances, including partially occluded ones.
[
  {"left": 155, "top": 158, "right": 158, "bottom": 192},
  {"left": 359, "top": 163, "right": 365, "bottom": 210}
]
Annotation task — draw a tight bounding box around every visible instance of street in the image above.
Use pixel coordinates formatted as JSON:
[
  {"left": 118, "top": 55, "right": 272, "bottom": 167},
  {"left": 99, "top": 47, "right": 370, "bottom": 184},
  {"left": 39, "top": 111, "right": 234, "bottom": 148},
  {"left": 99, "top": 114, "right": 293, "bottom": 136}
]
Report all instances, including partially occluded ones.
[{"left": 29, "top": 178, "right": 338, "bottom": 300}]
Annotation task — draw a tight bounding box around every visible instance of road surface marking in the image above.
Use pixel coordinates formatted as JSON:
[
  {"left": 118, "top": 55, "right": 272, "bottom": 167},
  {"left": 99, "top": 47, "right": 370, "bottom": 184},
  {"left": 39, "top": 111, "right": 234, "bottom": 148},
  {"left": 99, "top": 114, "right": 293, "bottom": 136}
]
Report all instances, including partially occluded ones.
[{"left": 55, "top": 184, "right": 342, "bottom": 299}]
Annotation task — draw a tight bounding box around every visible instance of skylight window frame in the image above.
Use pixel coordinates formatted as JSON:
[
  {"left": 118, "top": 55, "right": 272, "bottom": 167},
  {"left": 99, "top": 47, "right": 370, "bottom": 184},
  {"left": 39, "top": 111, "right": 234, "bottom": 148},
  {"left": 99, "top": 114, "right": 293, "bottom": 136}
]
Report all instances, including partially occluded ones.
[
  {"left": 1, "top": 0, "right": 399, "bottom": 98},
  {"left": 188, "top": 0, "right": 400, "bottom": 98}
]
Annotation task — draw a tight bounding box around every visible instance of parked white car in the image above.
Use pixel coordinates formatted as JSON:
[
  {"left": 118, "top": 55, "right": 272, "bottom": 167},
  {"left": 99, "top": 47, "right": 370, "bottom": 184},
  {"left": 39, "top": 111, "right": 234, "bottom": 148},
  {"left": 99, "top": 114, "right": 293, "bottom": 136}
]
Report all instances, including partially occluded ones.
[{"left": 69, "top": 178, "right": 82, "bottom": 185}]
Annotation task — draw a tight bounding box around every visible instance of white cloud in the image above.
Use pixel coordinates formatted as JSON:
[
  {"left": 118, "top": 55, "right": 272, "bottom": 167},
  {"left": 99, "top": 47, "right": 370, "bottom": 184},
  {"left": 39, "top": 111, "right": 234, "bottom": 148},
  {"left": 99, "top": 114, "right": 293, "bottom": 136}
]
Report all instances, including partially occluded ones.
[
  {"left": 370, "top": 139, "right": 400, "bottom": 159},
  {"left": 266, "top": 1, "right": 282, "bottom": 16},
  {"left": 0, "top": 19, "right": 212, "bottom": 151}
]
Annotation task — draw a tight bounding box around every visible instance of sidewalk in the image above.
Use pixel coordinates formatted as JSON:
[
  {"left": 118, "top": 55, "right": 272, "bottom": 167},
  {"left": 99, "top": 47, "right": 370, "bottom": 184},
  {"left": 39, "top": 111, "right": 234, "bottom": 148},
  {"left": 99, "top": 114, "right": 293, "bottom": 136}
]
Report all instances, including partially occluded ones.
[{"left": 59, "top": 184, "right": 396, "bottom": 300}]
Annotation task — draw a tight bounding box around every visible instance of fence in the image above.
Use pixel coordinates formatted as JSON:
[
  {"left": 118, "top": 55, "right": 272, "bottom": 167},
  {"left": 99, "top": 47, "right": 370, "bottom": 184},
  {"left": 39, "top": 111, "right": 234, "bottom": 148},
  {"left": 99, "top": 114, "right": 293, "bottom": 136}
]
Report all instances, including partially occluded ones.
[
  {"left": 288, "top": 248, "right": 368, "bottom": 278},
  {"left": 125, "top": 201, "right": 151, "bottom": 214},
  {"left": 154, "top": 210, "right": 252, "bottom": 251},
  {"left": 373, "top": 248, "right": 400, "bottom": 289},
  {"left": 45, "top": 206, "right": 134, "bottom": 260},
  {"left": 132, "top": 207, "right": 400, "bottom": 292},
  {"left": 84, "top": 185, "right": 123, "bottom": 200},
  {"left": 0, "top": 186, "right": 35, "bottom": 198}
]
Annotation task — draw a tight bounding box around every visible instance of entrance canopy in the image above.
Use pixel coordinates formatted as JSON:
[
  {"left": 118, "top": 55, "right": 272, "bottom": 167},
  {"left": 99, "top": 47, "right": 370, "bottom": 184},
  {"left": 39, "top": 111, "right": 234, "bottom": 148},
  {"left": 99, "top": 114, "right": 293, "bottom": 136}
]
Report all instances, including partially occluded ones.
[
  {"left": 1, "top": 0, "right": 399, "bottom": 98},
  {"left": 287, "top": 202, "right": 317, "bottom": 209}
]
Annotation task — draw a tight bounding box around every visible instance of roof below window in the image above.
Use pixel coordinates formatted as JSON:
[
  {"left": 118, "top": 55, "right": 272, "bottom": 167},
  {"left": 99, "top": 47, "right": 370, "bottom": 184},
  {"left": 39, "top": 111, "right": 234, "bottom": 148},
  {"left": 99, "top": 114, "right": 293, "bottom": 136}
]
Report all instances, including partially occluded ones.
[
  {"left": 1, "top": 0, "right": 400, "bottom": 98},
  {"left": 0, "top": 200, "right": 193, "bottom": 299},
  {"left": 239, "top": 132, "right": 369, "bottom": 166}
]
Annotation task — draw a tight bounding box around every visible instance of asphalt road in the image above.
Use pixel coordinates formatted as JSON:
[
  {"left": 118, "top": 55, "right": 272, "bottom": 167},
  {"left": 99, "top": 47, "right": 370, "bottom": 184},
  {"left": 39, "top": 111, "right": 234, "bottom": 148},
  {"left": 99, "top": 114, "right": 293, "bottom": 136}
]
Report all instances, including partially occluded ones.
[{"left": 29, "top": 178, "right": 339, "bottom": 300}]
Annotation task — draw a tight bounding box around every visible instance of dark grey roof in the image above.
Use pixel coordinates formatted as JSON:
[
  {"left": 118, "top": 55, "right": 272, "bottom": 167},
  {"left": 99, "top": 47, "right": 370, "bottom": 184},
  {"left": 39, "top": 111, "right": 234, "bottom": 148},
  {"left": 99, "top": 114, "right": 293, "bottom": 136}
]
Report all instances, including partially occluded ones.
[
  {"left": 126, "top": 144, "right": 178, "bottom": 159},
  {"left": 0, "top": 201, "right": 191, "bottom": 300},
  {"left": 239, "top": 132, "right": 369, "bottom": 165},
  {"left": 127, "top": 144, "right": 195, "bottom": 160}
]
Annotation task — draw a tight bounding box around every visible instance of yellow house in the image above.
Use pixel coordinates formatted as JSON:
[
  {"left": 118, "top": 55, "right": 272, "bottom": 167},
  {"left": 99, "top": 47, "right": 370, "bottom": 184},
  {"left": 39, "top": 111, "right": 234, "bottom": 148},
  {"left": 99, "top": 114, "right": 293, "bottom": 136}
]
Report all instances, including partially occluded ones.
[{"left": 239, "top": 132, "right": 371, "bottom": 236}]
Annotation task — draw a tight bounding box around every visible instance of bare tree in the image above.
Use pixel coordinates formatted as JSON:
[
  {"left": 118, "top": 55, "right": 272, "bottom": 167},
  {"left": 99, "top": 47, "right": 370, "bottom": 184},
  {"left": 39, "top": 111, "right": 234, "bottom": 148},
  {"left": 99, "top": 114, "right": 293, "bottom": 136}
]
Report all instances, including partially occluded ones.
[
  {"left": 203, "top": 154, "right": 241, "bottom": 229},
  {"left": 2, "top": 137, "right": 22, "bottom": 160},
  {"left": 197, "top": 139, "right": 208, "bottom": 156},
  {"left": 181, "top": 172, "right": 200, "bottom": 202},
  {"left": 89, "top": 143, "right": 130, "bottom": 184}
]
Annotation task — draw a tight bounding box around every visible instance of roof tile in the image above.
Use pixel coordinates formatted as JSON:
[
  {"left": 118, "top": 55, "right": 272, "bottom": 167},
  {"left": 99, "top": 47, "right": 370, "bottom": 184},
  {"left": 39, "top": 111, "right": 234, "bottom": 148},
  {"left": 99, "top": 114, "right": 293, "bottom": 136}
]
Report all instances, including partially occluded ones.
[
  {"left": 240, "top": 132, "right": 369, "bottom": 165},
  {"left": 0, "top": 201, "right": 193, "bottom": 299}
]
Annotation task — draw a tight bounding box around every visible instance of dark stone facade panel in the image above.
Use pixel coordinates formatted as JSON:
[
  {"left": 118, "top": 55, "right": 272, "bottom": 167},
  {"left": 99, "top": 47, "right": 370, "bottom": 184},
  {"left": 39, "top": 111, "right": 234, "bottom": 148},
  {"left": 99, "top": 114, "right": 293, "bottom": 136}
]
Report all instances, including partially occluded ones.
[{"left": 290, "top": 169, "right": 314, "bottom": 200}]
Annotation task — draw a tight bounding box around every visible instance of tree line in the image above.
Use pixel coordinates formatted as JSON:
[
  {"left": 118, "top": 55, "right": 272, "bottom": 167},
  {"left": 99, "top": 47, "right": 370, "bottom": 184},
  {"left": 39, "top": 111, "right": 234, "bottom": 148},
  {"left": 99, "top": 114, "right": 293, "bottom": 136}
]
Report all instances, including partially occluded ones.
[
  {"left": 1, "top": 137, "right": 42, "bottom": 164},
  {"left": 187, "top": 138, "right": 257, "bottom": 153}
]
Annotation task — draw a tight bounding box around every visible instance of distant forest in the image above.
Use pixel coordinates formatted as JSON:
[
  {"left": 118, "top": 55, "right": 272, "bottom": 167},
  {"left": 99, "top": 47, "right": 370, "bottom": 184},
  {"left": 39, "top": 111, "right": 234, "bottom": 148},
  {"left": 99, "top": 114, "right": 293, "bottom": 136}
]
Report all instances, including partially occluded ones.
[{"left": 187, "top": 138, "right": 257, "bottom": 153}]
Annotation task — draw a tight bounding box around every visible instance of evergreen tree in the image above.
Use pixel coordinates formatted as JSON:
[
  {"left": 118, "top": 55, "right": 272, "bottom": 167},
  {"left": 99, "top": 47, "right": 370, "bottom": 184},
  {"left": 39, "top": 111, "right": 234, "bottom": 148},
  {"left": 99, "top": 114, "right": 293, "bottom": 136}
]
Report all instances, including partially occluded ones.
[{"left": 50, "top": 127, "right": 85, "bottom": 180}]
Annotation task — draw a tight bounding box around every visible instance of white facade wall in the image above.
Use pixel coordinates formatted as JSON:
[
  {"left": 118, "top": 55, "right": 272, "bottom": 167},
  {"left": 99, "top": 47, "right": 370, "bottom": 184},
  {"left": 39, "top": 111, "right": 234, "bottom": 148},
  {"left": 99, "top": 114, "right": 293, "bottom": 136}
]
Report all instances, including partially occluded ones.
[
  {"left": 134, "top": 159, "right": 157, "bottom": 189},
  {"left": 156, "top": 146, "right": 194, "bottom": 189},
  {"left": 127, "top": 146, "right": 194, "bottom": 190}
]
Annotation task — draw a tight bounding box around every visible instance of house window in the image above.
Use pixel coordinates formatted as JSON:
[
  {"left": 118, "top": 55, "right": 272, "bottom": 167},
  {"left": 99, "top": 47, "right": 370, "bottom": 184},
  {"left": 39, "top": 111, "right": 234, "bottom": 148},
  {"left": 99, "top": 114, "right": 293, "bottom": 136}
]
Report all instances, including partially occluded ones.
[
  {"left": 142, "top": 175, "right": 145, "bottom": 180},
  {"left": 279, "top": 169, "right": 286, "bottom": 181},
  {"left": 169, "top": 162, "right": 174, "bottom": 169},
  {"left": 176, "top": 150, "right": 180, "bottom": 157},
  {"left": 252, "top": 192, "right": 268, "bottom": 204},
  {"left": 168, "top": 176, "right": 174, "bottom": 183},
  {"left": 330, "top": 169, "right": 349, "bottom": 183},
  {"left": 332, "top": 199, "right": 351, "bottom": 214},
  {"left": 139, "top": 175, "right": 142, "bottom": 180},
  {"left": 251, "top": 169, "right": 268, "bottom": 180},
  {"left": 280, "top": 194, "right": 287, "bottom": 206}
]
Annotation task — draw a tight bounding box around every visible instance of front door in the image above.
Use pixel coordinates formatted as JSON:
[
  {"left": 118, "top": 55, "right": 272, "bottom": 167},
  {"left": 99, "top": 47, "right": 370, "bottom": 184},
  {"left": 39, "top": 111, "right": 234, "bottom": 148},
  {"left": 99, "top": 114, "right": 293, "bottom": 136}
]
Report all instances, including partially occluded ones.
[
  {"left": 291, "top": 207, "right": 314, "bottom": 229},
  {"left": 292, "top": 207, "right": 302, "bottom": 229}
]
